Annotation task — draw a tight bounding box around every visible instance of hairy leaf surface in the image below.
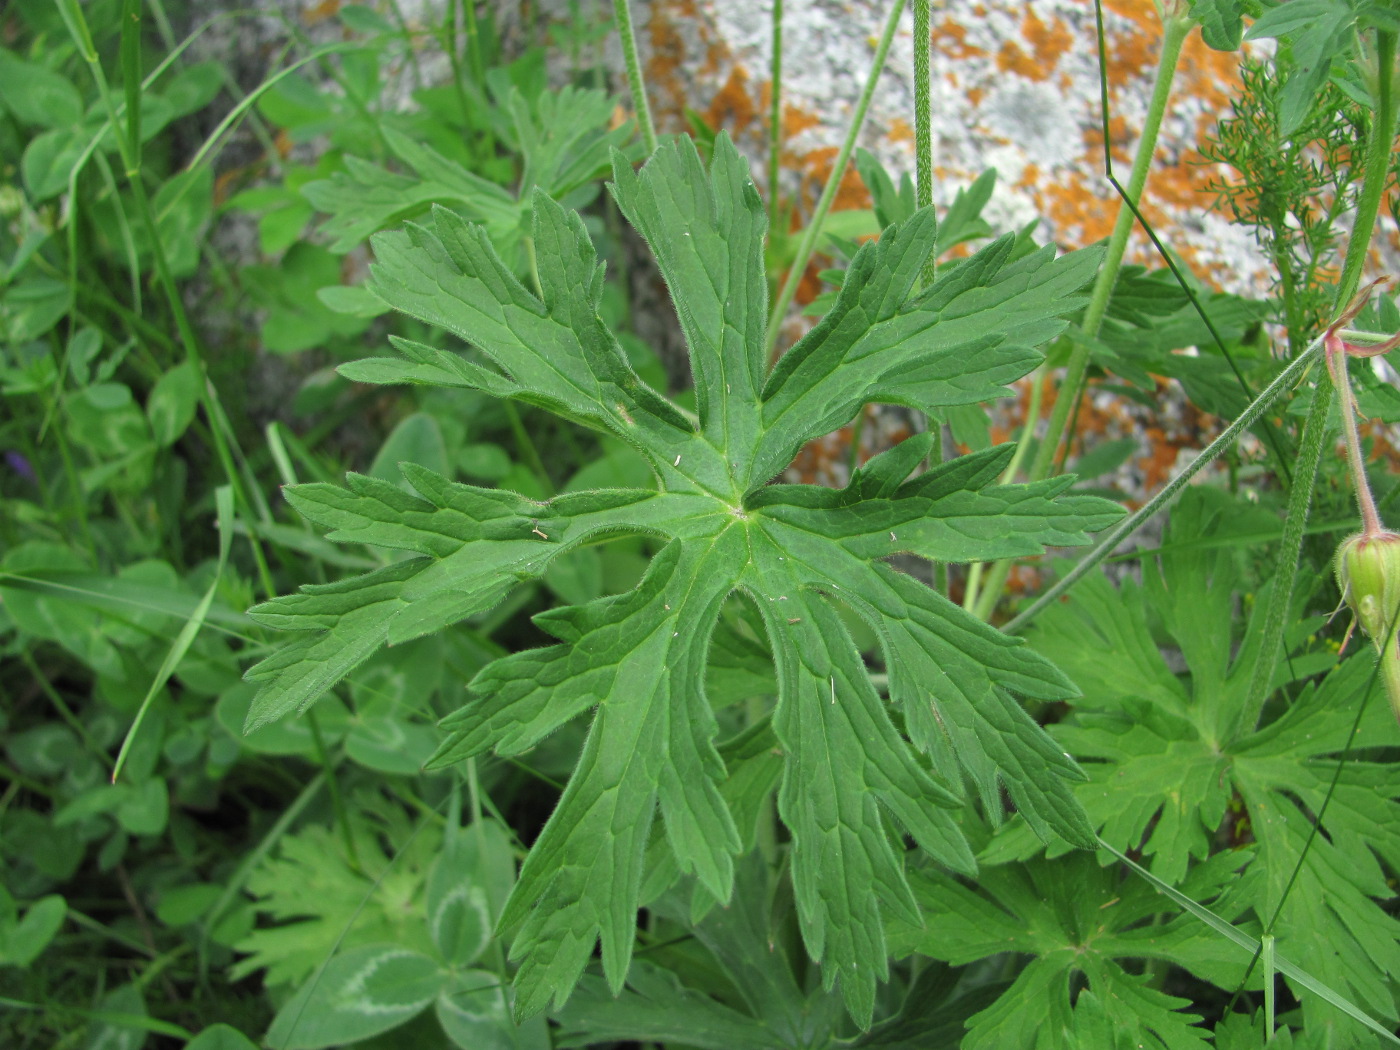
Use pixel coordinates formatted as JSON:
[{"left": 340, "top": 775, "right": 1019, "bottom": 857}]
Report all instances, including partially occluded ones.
[{"left": 245, "top": 134, "right": 1121, "bottom": 1022}]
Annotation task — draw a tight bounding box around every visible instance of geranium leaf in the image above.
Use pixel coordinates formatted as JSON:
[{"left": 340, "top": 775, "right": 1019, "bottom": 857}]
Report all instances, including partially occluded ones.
[
  {"left": 1021, "top": 489, "right": 1400, "bottom": 1038},
  {"left": 248, "top": 132, "right": 1121, "bottom": 1024}
]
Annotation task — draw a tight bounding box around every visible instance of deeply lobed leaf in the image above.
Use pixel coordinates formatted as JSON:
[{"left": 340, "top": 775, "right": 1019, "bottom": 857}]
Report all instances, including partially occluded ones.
[
  {"left": 246, "top": 133, "right": 1121, "bottom": 1023},
  {"left": 1015, "top": 489, "right": 1400, "bottom": 1037}
]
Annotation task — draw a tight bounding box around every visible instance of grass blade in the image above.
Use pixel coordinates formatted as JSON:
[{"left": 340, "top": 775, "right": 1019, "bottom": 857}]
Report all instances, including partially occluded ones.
[
  {"left": 1098, "top": 838, "right": 1400, "bottom": 1044},
  {"left": 112, "top": 486, "right": 234, "bottom": 782}
]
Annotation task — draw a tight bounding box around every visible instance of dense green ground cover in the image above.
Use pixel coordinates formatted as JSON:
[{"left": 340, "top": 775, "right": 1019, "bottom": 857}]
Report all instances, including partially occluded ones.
[{"left": 6, "top": 1, "right": 1400, "bottom": 1047}]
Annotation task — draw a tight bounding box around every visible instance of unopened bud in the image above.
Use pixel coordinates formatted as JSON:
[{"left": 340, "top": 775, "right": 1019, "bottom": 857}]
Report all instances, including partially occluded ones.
[
  {"left": 1336, "top": 530, "right": 1400, "bottom": 723},
  {"left": 1336, "top": 531, "right": 1400, "bottom": 640}
]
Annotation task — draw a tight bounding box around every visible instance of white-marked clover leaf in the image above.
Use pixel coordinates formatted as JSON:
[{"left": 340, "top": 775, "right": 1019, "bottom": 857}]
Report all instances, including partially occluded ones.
[
  {"left": 245, "top": 133, "right": 1122, "bottom": 1024},
  {"left": 265, "top": 944, "right": 446, "bottom": 1050}
]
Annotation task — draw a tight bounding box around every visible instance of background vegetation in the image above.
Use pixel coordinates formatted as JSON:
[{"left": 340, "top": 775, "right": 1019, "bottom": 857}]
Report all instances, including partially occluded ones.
[{"left": 5, "top": 0, "right": 1400, "bottom": 1047}]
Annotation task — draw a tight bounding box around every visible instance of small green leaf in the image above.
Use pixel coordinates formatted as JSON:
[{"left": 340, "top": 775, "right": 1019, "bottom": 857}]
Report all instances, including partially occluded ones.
[
  {"left": 1188, "top": 0, "right": 1245, "bottom": 50},
  {"left": 368, "top": 412, "right": 450, "bottom": 484},
  {"left": 0, "top": 52, "right": 83, "bottom": 127},
  {"left": 266, "top": 945, "right": 446, "bottom": 1050},
  {"left": 20, "top": 126, "right": 89, "bottom": 201},
  {"left": 2, "top": 277, "right": 70, "bottom": 342},
  {"left": 116, "top": 778, "right": 169, "bottom": 836},
  {"left": 146, "top": 362, "right": 201, "bottom": 447},
  {"left": 155, "top": 884, "right": 222, "bottom": 928},
  {"left": 183, "top": 1024, "right": 260, "bottom": 1050},
  {"left": 427, "top": 820, "right": 513, "bottom": 967},
  {"left": 0, "top": 893, "right": 66, "bottom": 968},
  {"left": 435, "top": 970, "right": 544, "bottom": 1050},
  {"left": 316, "top": 283, "right": 390, "bottom": 318}
]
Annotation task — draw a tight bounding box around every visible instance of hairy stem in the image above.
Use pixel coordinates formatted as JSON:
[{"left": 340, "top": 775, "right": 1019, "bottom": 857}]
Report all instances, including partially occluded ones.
[
  {"left": 1331, "top": 348, "right": 1384, "bottom": 536},
  {"left": 1239, "top": 29, "right": 1398, "bottom": 737},
  {"left": 614, "top": 0, "right": 658, "bottom": 155},
  {"left": 913, "top": 0, "right": 935, "bottom": 287},
  {"left": 769, "top": 0, "right": 784, "bottom": 229}
]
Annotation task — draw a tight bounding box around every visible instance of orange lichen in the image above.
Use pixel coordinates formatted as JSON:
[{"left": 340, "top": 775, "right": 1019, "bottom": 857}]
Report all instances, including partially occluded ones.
[
  {"left": 996, "top": 8, "right": 1071, "bottom": 80},
  {"left": 997, "top": 40, "right": 1035, "bottom": 78},
  {"left": 303, "top": 0, "right": 340, "bottom": 25},
  {"left": 932, "top": 19, "right": 986, "bottom": 60},
  {"left": 1102, "top": 0, "right": 1160, "bottom": 39},
  {"left": 782, "top": 104, "right": 822, "bottom": 139},
  {"left": 887, "top": 116, "right": 915, "bottom": 143},
  {"left": 646, "top": 0, "right": 696, "bottom": 132},
  {"left": 1037, "top": 170, "right": 1120, "bottom": 246},
  {"left": 1023, "top": 9, "right": 1074, "bottom": 69},
  {"left": 706, "top": 66, "right": 757, "bottom": 133}
]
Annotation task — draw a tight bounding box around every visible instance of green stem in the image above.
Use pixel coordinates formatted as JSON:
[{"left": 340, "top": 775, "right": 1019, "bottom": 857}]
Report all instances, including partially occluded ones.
[
  {"left": 1235, "top": 381, "right": 1329, "bottom": 736},
  {"left": 1335, "top": 32, "right": 1397, "bottom": 310},
  {"left": 1028, "top": 9, "right": 1190, "bottom": 484},
  {"left": 462, "top": 0, "right": 485, "bottom": 88},
  {"left": 1003, "top": 332, "right": 1328, "bottom": 635},
  {"left": 913, "top": 0, "right": 935, "bottom": 287},
  {"left": 976, "top": 8, "right": 1189, "bottom": 619},
  {"left": 966, "top": 375, "right": 1044, "bottom": 613},
  {"left": 769, "top": 0, "right": 783, "bottom": 229},
  {"left": 765, "top": 0, "right": 908, "bottom": 355},
  {"left": 1332, "top": 350, "right": 1384, "bottom": 535},
  {"left": 614, "top": 0, "right": 658, "bottom": 154},
  {"left": 1238, "top": 29, "right": 1398, "bottom": 738}
]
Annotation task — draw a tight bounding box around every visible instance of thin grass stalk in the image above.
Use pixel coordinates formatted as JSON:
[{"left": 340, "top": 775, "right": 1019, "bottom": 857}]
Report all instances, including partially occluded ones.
[
  {"left": 1003, "top": 332, "right": 1327, "bottom": 634},
  {"left": 1028, "top": 6, "right": 1191, "bottom": 481},
  {"left": 58, "top": 0, "right": 283, "bottom": 594},
  {"left": 765, "top": 0, "right": 908, "bottom": 355},
  {"left": 974, "top": 3, "right": 1190, "bottom": 620}
]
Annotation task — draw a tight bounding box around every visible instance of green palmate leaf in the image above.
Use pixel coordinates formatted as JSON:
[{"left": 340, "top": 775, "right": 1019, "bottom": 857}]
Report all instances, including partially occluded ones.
[
  {"left": 1014, "top": 489, "right": 1400, "bottom": 1039},
  {"left": 245, "top": 133, "right": 1121, "bottom": 1024},
  {"left": 302, "top": 86, "right": 632, "bottom": 264},
  {"left": 891, "top": 846, "right": 1256, "bottom": 1050}
]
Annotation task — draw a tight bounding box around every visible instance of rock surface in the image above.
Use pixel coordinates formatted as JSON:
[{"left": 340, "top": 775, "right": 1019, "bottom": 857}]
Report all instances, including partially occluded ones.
[{"left": 637, "top": 0, "right": 1267, "bottom": 293}]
